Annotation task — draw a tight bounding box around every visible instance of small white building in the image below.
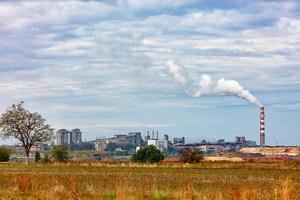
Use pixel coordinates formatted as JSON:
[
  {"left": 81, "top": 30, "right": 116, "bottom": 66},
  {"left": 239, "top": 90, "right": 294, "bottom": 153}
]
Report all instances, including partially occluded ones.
[{"left": 136, "top": 146, "right": 141, "bottom": 152}]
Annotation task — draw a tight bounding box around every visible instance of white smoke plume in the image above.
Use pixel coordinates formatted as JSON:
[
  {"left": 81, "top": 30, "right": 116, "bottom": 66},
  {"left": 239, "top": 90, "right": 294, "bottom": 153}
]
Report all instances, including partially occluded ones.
[{"left": 166, "top": 60, "right": 263, "bottom": 107}]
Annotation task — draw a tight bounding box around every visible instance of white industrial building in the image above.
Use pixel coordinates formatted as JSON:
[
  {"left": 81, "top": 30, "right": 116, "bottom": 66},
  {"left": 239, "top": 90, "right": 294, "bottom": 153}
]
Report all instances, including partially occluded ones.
[{"left": 147, "top": 131, "right": 168, "bottom": 151}]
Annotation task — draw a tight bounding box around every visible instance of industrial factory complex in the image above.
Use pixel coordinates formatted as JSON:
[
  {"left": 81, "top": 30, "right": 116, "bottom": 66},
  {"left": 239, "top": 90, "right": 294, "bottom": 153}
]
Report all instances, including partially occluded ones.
[
  {"left": 53, "top": 106, "right": 267, "bottom": 155},
  {"left": 5, "top": 107, "right": 300, "bottom": 161},
  {"left": 92, "top": 131, "right": 257, "bottom": 154},
  {"left": 45, "top": 107, "right": 263, "bottom": 155}
]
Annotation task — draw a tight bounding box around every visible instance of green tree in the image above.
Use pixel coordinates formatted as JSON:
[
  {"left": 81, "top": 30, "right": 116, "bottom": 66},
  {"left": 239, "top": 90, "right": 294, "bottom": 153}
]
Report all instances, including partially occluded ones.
[
  {"left": 0, "top": 102, "right": 54, "bottom": 164},
  {"left": 51, "top": 145, "right": 69, "bottom": 162},
  {"left": 0, "top": 146, "right": 11, "bottom": 162},
  {"left": 180, "top": 147, "right": 203, "bottom": 163},
  {"left": 35, "top": 151, "right": 41, "bottom": 162},
  {"left": 132, "top": 145, "right": 164, "bottom": 164}
]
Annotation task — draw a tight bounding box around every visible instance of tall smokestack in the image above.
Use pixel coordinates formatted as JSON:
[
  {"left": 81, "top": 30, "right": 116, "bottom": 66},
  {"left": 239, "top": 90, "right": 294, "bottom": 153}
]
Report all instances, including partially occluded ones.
[{"left": 260, "top": 107, "right": 265, "bottom": 146}]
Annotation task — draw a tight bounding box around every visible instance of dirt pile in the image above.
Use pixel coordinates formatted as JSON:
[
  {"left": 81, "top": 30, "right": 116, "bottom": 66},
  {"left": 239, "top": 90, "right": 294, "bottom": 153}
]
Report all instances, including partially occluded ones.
[{"left": 240, "top": 147, "right": 300, "bottom": 155}]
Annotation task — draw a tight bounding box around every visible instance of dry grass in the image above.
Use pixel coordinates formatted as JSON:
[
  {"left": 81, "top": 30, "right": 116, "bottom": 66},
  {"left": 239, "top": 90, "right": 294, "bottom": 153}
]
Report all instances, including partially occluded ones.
[{"left": 0, "top": 162, "right": 299, "bottom": 199}]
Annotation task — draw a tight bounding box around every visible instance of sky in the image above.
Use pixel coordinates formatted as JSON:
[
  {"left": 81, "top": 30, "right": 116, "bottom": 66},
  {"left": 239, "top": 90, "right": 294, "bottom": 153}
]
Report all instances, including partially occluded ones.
[{"left": 0, "top": 0, "right": 299, "bottom": 146}]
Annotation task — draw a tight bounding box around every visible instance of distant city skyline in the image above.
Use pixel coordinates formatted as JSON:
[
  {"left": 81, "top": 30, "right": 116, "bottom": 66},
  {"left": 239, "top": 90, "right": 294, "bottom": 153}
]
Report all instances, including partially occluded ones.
[{"left": 0, "top": 1, "right": 299, "bottom": 146}]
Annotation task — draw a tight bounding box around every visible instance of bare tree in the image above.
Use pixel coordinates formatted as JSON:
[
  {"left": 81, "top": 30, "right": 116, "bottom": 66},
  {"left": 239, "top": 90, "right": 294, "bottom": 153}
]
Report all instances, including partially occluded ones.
[
  {"left": 180, "top": 147, "right": 203, "bottom": 163},
  {"left": 0, "top": 102, "right": 54, "bottom": 164}
]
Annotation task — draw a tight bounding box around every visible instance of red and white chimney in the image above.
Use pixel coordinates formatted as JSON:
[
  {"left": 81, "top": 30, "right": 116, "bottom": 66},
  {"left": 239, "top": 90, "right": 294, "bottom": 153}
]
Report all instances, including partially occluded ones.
[{"left": 260, "top": 107, "right": 265, "bottom": 146}]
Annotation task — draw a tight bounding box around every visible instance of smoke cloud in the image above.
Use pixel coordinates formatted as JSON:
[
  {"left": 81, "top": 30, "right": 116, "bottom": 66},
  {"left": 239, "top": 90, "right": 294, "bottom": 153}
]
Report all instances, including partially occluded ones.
[{"left": 165, "top": 60, "right": 262, "bottom": 107}]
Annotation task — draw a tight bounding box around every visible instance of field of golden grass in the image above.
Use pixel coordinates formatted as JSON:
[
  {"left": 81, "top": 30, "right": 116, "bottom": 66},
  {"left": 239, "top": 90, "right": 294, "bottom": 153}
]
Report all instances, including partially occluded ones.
[{"left": 0, "top": 162, "right": 299, "bottom": 200}]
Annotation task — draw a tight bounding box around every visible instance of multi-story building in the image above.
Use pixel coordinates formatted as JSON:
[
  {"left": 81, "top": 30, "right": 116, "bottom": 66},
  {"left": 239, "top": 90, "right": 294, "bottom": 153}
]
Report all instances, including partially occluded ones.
[
  {"left": 56, "top": 128, "right": 82, "bottom": 145},
  {"left": 56, "top": 129, "right": 69, "bottom": 145},
  {"left": 70, "top": 128, "right": 82, "bottom": 144}
]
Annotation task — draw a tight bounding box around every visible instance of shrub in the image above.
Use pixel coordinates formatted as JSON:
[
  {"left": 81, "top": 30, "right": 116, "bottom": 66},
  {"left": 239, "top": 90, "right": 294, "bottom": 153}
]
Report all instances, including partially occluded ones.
[
  {"left": 35, "top": 151, "right": 41, "bottom": 162},
  {"left": 93, "top": 153, "right": 102, "bottom": 161},
  {"left": 42, "top": 154, "right": 51, "bottom": 163},
  {"left": 0, "top": 146, "right": 11, "bottom": 162},
  {"left": 132, "top": 145, "right": 164, "bottom": 163},
  {"left": 180, "top": 147, "right": 203, "bottom": 163},
  {"left": 51, "top": 145, "right": 69, "bottom": 162}
]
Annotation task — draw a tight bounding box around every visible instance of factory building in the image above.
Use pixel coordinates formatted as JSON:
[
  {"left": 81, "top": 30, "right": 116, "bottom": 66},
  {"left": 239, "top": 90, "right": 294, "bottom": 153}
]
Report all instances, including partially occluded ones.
[
  {"left": 94, "top": 132, "right": 143, "bottom": 152},
  {"left": 235, "top": 136, "right": 246, "bottom": 144},
  {"left": 235, "top": 136, "right": 256, "bottom": 147},
  {"left": 56, "top": 128, "right": 82, "bottom": 145},
  {"left": 173, "top": 137, "right": 185, "bottom": 145},
  {"left": 147, "top": 131, "right": 168, "bottom": 151},
  {"left": 174, "top": 136, "right": 256, "bottom": 154},
  {"left": 107, "top": 132, "right": 142, "bottom": 146},
  {"left": 175, "top": 143, "right": 226, "bottom": 154},
  {"left": 94, "top": 137, "right": 108, "bottom": 152},
  {"left": 128, "top": 132, "right": 143, "bottom": 147},
  {"left": 147, "top": 139, "right": 168, "bottom": 151}
]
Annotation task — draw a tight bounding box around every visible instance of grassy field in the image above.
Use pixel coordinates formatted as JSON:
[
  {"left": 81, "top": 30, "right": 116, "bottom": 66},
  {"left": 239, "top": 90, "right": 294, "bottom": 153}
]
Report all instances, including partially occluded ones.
[{"left": 0, "top": 162, "right": 299, "bottom": 200}]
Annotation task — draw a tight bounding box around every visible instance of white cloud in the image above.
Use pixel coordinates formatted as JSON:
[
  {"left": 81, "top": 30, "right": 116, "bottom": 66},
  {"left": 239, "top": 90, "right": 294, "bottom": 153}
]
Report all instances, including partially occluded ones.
[
  {"left": 117, "top": 0, "right": 197, "bottom": 10},
  {"left": 0, "top": 1, "right": 300, "bottom": 145},
  {"left": 39, "top": 38, "right": 97, "bottom": 56},
  {"left": 0, "top": 77, "right": 79, "bottom": 97},
  {"left": 0, "top": 1, "right": 115, "bottom": 31},
  {"left": 277, "top": 17, "right": 300, "bottom": 33}
]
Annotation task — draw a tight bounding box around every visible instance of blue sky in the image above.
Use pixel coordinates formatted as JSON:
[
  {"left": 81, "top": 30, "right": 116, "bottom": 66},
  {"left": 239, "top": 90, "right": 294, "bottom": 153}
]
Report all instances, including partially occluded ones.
[{"left": 0, "top": 0, "right": 299, "bottom": 145}]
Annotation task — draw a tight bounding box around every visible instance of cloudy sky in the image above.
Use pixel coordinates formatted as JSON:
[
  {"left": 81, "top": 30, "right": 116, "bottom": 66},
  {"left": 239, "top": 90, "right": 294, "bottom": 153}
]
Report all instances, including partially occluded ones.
[{"left": 0, "top": 0, "right": 299, "bottom": 145}]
